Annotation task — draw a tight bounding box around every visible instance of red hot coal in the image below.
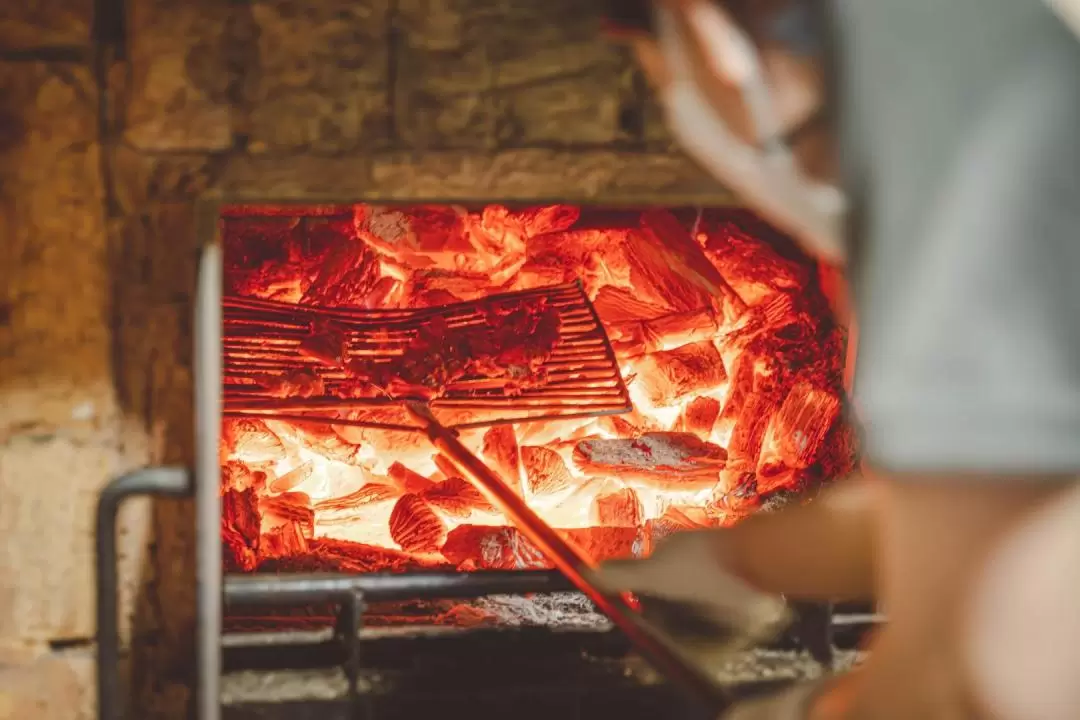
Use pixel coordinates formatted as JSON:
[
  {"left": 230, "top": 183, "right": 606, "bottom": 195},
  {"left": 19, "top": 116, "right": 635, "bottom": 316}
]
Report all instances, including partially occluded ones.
[{"left": 219, "top": 204, "right": 856, "bottom": 576}]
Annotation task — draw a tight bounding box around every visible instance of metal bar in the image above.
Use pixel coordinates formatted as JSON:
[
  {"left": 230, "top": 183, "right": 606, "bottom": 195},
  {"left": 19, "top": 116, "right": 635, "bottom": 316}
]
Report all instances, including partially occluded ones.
[
  {"left": 224, "top": 570, "right": 574, "bottom": 607},
  {"left": 332, "top": 590, "right": 365, "bottom": 714},
  {"left": 96, "top": 467, "right": 192, "bottom": 720},
  {"left": 222, "top": 410, "right": 420, "bottom": 431},
  {"left": 222, "top": 282, "right": 582, "bottom": 321},
  {"left": 195, "top": 241, "right": 225, "bottom": 720}
]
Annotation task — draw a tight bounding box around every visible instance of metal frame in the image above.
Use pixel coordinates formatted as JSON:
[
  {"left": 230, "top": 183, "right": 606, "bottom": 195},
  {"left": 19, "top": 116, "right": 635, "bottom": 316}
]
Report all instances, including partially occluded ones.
[{"left": 223, "top": 569, "right": 574, "bottom": 714}]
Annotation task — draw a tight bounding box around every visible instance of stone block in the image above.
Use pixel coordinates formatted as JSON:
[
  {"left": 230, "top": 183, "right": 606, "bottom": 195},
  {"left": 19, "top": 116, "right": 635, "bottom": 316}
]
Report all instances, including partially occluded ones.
[
  {"left": 221, "top": 153, "right": 374, "bottom": 199},
  {"left": 0, "top": 62, "right": 111, "bottom": 435},
  {"left": 0, "top": 649, "right": 95, "bottom": 720},
  {"left": 244, "top": 0, "right": 390, "bottom": 153},
  {"left": 0, "top": 429, "right": 153, "bottom": 653},
  {"left": 370, "top": 149, "right": 734, "bottom": 204},
  {"left": 642, "top": 92, "right": 678, "bottom": 151},
  {"left": 394, "top": 0, "right": 640, "bottom": 148},
  {"left": 0, "top": 1, "right": 93, "bottom": 51},
  {"left": 125, "top": 0, "right": 236, "bottom": 151}
]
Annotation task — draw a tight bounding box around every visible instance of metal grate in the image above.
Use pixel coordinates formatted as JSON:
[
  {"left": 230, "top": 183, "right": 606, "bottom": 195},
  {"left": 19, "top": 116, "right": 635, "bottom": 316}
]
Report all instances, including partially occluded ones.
[{"left": 222, "top": 281, "right": 632, "bottom": 431}]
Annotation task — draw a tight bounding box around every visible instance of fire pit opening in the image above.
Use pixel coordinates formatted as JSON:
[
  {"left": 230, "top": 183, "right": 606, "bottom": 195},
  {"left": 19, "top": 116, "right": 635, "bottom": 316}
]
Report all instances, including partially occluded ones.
[{"left": 219, "top": 203, "right": 855, "bottom": 628}]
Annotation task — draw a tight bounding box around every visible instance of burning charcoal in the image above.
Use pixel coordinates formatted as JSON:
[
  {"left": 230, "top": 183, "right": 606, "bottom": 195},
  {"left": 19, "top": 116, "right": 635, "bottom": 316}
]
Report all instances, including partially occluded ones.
[
  {"left": 222, "top": 418, "right": 285, "bottom": 465},
  {"left": 259, "top": 492, "right": 315, "bottom": 538},
  {"left": 771, "top": 383, "right": 841, "bottom": 469},
  {"left": 521, "top": 446, "right": 575, "bottom": 497},
  {"left": 702, "top": 218, "right": 809, "bottom": 302},
  {"left": 716, "top": 353, "right": 755, "bottom": 434},
  {"left": 387, "top": 462, "right": 437, "bottom": 494},
  {"left": 515, "top": 416, "right": 596, "bottom": 447},
  {"left": 360, "top": 276, "right": 403, "bottom": 309},
  {"left": 260, "top": 522, "right": 310, "bottom": 558},
  {"left": 268, "top": 462, "right": 313, "bottom": 494},
  {"left": 592, "top": 487, "right": 645, "bottom": 528},
  {"left": 268, "top": 420, "right": 366, "bottom": 466},
  {"left": 642, "top": 309, "right": 722, "bottom": 353},
  {"left": 389, "top": 494, "right": 447, "bottom": 554},
  {"left": 315, "top": 483, "right": 399, "bottom": 512},
  {"left": 331, "top": 410, "right": 431, "bottom": 456},
  {"left": 595, "top": 407, "right": 660, "bottom": 439},
  {"left": 408, "top": 269, "right": 495, "bottom": 304},
  {"left": 525, "top": 227, "right": 632, "bottom": 276},
  {"left": 301, "top": 220, "right": 380, "bottom": 307},
  {"left": 676, "top": 396, "right": 721, "bottom": 440},
  {"left": 312, "top": 483, "right": 401, "bottom": 533},
  {"left": 627, "top": 210, "right": 734, "bottom": 313},
  {"left": 606, "top": 319, "right": 651, "bottom": 358},
  {"left": 441, "top": 525, "right": 548, "bottom": 570},
  {"left": 297, "top": 320, "right": 347, "bottom": 366},
  {"left": 256, "top": 537, "right": 440, "bottom": 574},
  {"left": 260, "top": 369, "right": 326, "bottom": 399},
  {"left": 631, "top": 341, "right": 728, "bottom": 407},
  {"left": 647, "top": 506, "right": 712, "bottom": 545},
  {"left": 593, "top": 285, "right": 673, "bottom": 325},
  {"left": 710, "top": 461, "right": 763, "bottom": 519},
  {"left": 222, "top": 487, "right": 261, "bottom": 546},
  {"left": 221, "top": 461, "right": 268, "bottom": 493},
  {"left": 563, "top": 526, "right": 648, "bottom": 562},
  {"left": 725, "top": 294, "right": 801, "bottom": 352},
  {"left": 358, "top": 205, "right": 471, "bottom": 259},
  {"left": 412, "top": 288, "right": 462, "bottom": 307},
  {"left": 422, "top": 477, "right": 495, "bottom": 518},
  {"left": 223, "top": 527, "right": 258, "bottom": 572},
  {"left": 727, "top": 394, "right": 779, "bottom": 466},
  {"left": 758, "top": 489, "right": 802, "bottom": 514},
  {"left": 755, "top": 458, "right": 797, "bottom": 496},
  {"left": 441, "top": 522, "right": 647, "bottom": 570},
  {"left": 223, "top": 217, "right": 316, "bottom": 302},
  {"left": 508, "top": 260, "right": 570, "bottom": 292},
  {"left": 482, "top": 426, "right": 525, "bottom": 495},
  {"left": 573, "top": 432, "right": 727, "bottom": 489},
  {"left": 510, "top": 205, "right": 580, "bottom": 236}
]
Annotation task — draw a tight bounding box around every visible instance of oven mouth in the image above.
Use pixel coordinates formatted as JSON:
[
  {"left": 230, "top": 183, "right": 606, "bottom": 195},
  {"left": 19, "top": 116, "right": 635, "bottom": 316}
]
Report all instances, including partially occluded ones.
[{"left": 215, "top": 202, "right": 856, "bottom": 634}]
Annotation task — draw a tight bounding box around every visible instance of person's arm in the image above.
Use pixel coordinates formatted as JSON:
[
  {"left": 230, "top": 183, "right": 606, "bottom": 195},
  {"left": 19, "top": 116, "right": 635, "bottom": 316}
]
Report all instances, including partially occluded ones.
[{"left": 1046, "top": 0, "right": 1080, "bottom": 39}]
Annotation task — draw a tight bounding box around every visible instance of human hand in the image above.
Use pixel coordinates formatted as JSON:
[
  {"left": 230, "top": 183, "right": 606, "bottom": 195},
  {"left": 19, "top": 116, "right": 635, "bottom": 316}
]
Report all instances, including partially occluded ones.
[
  {"left": 601, "top": 0, "right": 844, "bottom": 264},
  {"left": 589, "top": 530, "right": 791, "bottom": 662}
]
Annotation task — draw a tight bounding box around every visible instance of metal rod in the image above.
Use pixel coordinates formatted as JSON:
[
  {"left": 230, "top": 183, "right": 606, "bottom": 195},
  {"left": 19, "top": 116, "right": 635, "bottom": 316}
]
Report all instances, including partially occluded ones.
[
  {"left": 224, "top": 570, "right": 574, "bottom": 607},
  {"left": 195, "top": 241, "right": 224, "bottom": 720},
  {"left": 96, "top": 467, "right": 192, "bottom": 720},
  {"left": 407, "top": 402, "right": 728, "bottom": 712}
]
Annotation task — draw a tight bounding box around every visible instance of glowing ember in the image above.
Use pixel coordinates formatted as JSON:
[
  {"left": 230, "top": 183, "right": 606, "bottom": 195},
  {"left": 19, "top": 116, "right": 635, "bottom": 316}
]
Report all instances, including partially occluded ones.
[{"left": 220, "top": 205, "right": 854, "bottom": 574}]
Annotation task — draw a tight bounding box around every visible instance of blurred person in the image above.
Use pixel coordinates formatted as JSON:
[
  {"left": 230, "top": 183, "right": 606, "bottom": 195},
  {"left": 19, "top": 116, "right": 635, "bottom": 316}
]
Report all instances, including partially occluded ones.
[{"left": 592, "top": 2, "right": 1080, "bottom": 719}]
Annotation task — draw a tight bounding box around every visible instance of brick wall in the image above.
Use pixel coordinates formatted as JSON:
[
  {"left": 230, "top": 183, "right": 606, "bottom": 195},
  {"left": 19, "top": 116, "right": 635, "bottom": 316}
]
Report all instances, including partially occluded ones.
[{"left": 0, "top": 1, "right": 730, "bottom": 717}]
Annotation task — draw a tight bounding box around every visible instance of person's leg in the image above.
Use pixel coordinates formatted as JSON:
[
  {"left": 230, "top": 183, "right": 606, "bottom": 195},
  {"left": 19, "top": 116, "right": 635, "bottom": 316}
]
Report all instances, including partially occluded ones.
[
  {"left": 963, "top": 478, "right": 1080, "bottom": 720},
  {"left": 834, "top": 475, "right": 1072, "bottom": 720}
]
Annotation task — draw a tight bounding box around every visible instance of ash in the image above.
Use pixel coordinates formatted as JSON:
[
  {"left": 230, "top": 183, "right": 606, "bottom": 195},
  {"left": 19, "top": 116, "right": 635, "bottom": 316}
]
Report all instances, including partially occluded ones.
[{"left": 469, "top": 591, "right": 612, "bottom": 630}]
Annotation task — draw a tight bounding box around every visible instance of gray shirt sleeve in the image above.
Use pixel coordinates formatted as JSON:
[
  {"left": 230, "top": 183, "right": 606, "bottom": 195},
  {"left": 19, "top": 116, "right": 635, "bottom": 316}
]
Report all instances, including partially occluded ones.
[{"left": 835, "top": 0, "right": 1080, "bottom": 473}]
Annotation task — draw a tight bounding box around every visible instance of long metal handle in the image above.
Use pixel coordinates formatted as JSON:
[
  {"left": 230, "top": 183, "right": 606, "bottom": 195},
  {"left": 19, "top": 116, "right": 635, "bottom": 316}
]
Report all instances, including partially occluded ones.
[{"left": 407, "top": 403, "right": 728, "bottom": 711}]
